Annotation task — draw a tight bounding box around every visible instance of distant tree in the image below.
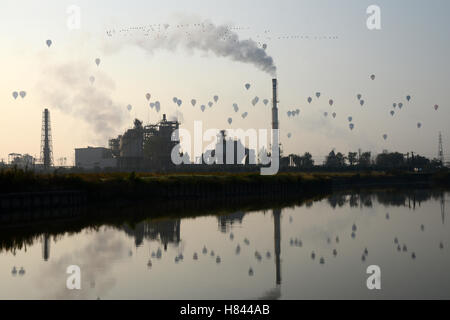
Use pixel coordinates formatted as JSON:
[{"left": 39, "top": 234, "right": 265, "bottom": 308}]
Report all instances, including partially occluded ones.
[
  {"left": 359, "top": 152, "right": 372, "bottom": 167},
  {"left": 410, "top": 154, "right": 430, "bottom": 169},
  {"left": 348, "top": 152, "right": 358, "bottom": 166},
  {"left": 293, "top": 152, "right": 314, "bottom": 168},
  {"left": 325, "top": 150, "right": 346, "bottom": 167},
  {"left": 376, "top": 152, "right": 405, "bottom": 168}
]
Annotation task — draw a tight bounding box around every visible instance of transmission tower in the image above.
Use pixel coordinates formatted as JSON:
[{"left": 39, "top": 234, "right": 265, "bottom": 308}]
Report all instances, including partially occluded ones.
[
  {"left": 40, "top": 108, "right": 53, "bottom": 168},
  {"left": 438, "top": 132, "right": 444, "bottom": 165}
]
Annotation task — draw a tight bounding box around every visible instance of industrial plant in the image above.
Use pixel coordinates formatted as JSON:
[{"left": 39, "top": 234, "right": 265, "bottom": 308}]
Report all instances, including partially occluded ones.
[{"left": 74, "top": 79, "right": 281, "bottom": 172}]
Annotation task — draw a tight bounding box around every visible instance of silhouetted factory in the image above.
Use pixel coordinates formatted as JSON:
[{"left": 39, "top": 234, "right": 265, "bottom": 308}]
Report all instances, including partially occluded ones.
[{"left": 75, "top": 79, "right": 280, "bottom": 172}]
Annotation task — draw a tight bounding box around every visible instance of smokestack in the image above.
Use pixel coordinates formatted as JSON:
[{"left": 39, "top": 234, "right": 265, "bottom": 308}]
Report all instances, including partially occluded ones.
[{"left": 272, "top": 79, "right": 279, "bottom": 130}]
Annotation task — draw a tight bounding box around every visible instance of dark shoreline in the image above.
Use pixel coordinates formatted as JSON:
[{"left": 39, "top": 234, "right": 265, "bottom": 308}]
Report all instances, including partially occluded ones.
[{"left": 1, "top": 171, "right": 449, "bottom": 212}]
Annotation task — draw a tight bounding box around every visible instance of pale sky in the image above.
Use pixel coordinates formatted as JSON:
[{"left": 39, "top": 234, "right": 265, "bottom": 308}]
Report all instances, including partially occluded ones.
[{"left": 0, "top": 0, "right": 449, "bottom": 164}]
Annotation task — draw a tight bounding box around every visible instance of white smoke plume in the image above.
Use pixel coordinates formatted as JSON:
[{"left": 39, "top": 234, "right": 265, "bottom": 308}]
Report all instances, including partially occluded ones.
[
  {"left": 103, "top": 18, "right": 277, "bottom": 76},
  {"left": 37, "top": 60, "right": 128, "bottom": 144}
]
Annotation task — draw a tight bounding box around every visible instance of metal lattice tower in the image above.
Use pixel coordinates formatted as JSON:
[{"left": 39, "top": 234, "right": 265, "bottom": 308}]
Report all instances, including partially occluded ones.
[
  {"left": 40, "top": 108, "right": 53, "bottom": 168},
  {"left": 438, "top": 132, "right": 444, "bottom": 164}
]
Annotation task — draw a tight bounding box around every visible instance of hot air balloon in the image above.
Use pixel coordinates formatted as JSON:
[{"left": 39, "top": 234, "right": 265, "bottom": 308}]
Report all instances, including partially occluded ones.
[
  {"left": 95, "top": 58, "right": 101, "bottom": 66},
  {"left": 214, "top": 95, "right": 219, "bottom": 103},
  {"left": 228, "top": 118, "right": 232, "bottom": 124},
  {"left": 390, "top": 110, "right": 395, "bottom": 116},
  {"left": 316, "top": 92, "right": 321, "bottom": 98},
  {"left": 146, "top": 93, "right": 151, "bottom": 101},
  {"left": 332, "top": 112, "right": 336, "bottom": 118},
  {"left": 208, "top": 101, "right": 213, "bottom": 107},
  {"left": 324, "top": 112, "right": 328, "bottom": 117},
  {"left": 245, "top": 83, "right": 251, "bottom": 90},
  {"left": 383, "top": 134, "right": 388, "bottom": 140},
  {"left": 150, "top": 103, "right": 155, "bottom": 108},
  {"left": 252, "top": 97, "right": 259, "bottom": 106},
  {"left": 329, "top": 99, "right": 334, "bottom": 106},
  {"left": 434, "top": 104, "right": 439, "bottom": 111},
  {"left": 127, "top": 104, "right": 132, "bottom": 111},
  {"left": 262, "top": 43, "right": 267, "bottom": 50},
  {"left": 360, "top": 100, "right": 365, "bottom": 106},
  {"left": 349, "top": 123, "right": 354, "bottom": 130},
  {"left": 295, "top": 109, "right": 300, "bottom": 115},
  {"left": 191, "top": 99, "right": 196, "bottom": 106},
  {"left": 263, "top": 99, "right": 269, "bottom": 106},
  {"left": 406, "top": 95, "right": 411, "bottom": 102},
  {"left": 348, "top": 116, "right": 352, "bottom": 122},
  {"left": 46, "top": 40, "right": 52, "bottom": 47},
  {"left": 393, "top": 103, "right": 397, "bottom": 108},
  {"left": 357, "top": 94, "right": 362, "bottom": 100},
  {"left": 201, "top": 105, "right": 206, "bottom": 112},
  {"left": 287, "top": 133, "right": 292, "bottom": 138},
  {"left": 242, "top": 112, "right": 248, "bottom": 119},
  {"left": 398, "top": 103, "right": 403, "bottom": 109},
  {"left": 417, "top": 122, "right": 422, "bottom": 128},
  {"left": 19, "top": 91, "right": 26, "bottom": 98},
  {"left": 173, "top": 97, "right": 178, "bottom": 103},
  {"left": 370, "top": 74, "right": 375, "bottom": 80},
  {"left": 177, "top": 99, "right": 182, "bottom": 107},
  {"left": 12, "top": 92, "right": 18, "bottom": 99}
]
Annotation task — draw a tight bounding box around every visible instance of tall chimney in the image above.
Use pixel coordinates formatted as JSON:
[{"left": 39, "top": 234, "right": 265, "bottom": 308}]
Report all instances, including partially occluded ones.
[{"left": 272, "top": 79, "right": 279, "bottom": 130}]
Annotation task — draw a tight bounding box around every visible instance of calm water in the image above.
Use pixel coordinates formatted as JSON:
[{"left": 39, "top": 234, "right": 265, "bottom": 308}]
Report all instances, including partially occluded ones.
[{"left": 1, "top": 189, "right": 449, "bottom": 299}]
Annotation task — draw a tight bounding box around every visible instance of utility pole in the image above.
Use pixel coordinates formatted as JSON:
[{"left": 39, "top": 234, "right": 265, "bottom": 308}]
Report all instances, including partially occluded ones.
[{"left": 438, "top": 132, "right": 444, "bottom": 165}]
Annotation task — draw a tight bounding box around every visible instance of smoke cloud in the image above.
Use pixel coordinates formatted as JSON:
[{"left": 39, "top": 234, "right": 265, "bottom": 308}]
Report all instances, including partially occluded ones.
[
  {"left": 104, "top": 18, "right": 277, "bottom": 76},
  {"left": 37, "top": 60, "right": 128, "bottom": 144}
]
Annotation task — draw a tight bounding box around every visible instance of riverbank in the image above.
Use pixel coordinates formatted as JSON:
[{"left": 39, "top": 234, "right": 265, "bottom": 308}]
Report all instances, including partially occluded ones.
[{"left": 0, "top": 169, "right": 449, "bottom": 211}]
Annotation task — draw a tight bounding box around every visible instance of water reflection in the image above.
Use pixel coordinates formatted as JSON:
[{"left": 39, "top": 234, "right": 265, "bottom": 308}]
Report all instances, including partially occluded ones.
[{"left": 0, "top": 188, "right": 449, "bottom": 299}]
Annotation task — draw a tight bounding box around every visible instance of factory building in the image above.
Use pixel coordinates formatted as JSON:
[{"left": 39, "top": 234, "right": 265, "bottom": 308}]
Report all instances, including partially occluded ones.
[
  {"left": 75, "top": 147, "right": 116, "bottom": 169},
  {"left": 108, "top": 115, "right": 180, "bottom": 171},
  {"left": 8, "top": 153, "right": 35, "bottom": 169}
]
